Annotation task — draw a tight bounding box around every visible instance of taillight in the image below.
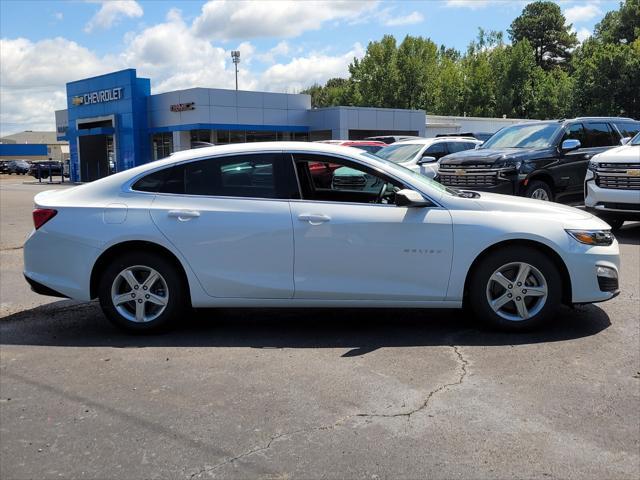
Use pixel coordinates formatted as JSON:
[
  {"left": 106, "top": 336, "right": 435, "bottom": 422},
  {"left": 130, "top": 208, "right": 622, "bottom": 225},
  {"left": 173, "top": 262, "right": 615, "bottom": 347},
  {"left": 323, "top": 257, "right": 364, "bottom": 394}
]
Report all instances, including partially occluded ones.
[{"left": 33, "top": 208, "right": 57, "bottom": 230}]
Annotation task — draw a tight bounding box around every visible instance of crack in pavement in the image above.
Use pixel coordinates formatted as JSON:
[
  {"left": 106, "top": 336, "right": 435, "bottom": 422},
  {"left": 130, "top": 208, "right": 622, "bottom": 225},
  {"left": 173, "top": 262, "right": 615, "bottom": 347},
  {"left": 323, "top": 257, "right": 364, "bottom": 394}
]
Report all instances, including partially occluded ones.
[
  {"left": 189, "top": 345, "right": 470, "bottom": 479},
  {"left": 0, "top": 245, "right": 23, "bottom": 251},
  {"left": 355, "top": 345, "right": 469, "bottom": 420}
]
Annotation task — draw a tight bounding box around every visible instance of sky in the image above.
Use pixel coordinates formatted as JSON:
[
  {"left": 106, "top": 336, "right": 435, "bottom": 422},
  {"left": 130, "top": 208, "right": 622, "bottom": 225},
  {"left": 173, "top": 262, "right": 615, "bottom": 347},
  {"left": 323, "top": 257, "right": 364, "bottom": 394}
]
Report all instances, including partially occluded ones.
[{"left": 0, "top": 0, "right": 621, "bottom": 135}]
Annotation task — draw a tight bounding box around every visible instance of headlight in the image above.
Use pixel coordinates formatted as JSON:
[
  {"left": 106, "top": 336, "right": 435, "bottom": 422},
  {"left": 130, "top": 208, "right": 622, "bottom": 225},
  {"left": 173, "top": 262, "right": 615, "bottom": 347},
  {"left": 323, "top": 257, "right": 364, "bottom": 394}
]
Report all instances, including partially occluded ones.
[
  {"left": 587, "top": 160, "right": 599, "bottom": 171},
  {"left": 566, "top": 229, "right": 614, "bottom": 246}
]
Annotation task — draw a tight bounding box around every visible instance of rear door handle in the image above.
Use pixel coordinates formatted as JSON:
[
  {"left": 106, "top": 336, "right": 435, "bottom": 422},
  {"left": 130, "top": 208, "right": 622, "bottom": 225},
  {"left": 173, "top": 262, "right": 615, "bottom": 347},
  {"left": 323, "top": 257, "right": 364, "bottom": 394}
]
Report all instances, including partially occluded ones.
[
  {"left": 298, "top": 213, "right": 331, "bottom": 225},
  {"left": 168, "top": 209, "right": 200, "bottom": 221}
]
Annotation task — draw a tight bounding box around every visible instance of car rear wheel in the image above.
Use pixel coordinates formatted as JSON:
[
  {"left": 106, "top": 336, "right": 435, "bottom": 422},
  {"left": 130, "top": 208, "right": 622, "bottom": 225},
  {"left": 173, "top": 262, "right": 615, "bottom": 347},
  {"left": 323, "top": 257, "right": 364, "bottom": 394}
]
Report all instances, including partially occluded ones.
[
  {"left": 468, "top": 246, "right": 562, "bottom": 331},
  {"left": 525, "top": 180, "right": 553, "bottom": 202},
  {"left": 98, "top": 252, "right": 187, "bottom": 333}
]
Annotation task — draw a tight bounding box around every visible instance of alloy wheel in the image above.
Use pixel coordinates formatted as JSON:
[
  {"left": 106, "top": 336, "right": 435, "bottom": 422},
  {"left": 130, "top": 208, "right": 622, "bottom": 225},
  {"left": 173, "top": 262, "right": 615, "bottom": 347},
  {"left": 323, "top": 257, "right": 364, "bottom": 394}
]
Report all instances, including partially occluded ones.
[
  {"left": 485, "top": 262, "right": 548, "bottom": 322},
  {"left": 110, "top": 265, "right": 169, "bottom": 323},
  {"left": 530, "top": 188, "right": 550, "bottom": 201}
]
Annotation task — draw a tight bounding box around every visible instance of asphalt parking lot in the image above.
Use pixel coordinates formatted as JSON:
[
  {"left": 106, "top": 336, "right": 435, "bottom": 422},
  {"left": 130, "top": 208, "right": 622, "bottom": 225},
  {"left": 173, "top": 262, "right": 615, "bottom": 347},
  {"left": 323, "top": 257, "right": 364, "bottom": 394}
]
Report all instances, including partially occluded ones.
[{"left": 1, "top": 175, "right": 638, "bottom": 479}]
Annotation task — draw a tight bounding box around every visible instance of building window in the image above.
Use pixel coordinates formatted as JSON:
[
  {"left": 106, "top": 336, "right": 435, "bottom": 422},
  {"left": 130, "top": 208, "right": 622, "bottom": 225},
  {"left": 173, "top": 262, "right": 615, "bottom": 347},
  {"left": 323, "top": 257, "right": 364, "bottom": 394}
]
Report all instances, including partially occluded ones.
[
  {"left": 152, "top": 133, "right": 173, "bottom": 160},
  {"left": 190, "top": 129, "right": 211, "bottom": 147}
]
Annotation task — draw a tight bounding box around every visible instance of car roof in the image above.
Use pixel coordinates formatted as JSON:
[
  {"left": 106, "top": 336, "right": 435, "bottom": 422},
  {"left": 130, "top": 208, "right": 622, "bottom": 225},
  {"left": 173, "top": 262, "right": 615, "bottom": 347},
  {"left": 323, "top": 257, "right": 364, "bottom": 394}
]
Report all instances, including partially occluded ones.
[{"left": 391, "top": 137, "right": 480, "bottom": 145}]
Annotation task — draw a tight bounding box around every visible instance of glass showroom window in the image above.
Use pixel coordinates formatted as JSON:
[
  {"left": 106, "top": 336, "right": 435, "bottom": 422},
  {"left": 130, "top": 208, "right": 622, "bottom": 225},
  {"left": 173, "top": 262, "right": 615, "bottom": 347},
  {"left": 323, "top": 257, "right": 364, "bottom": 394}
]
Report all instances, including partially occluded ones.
[
  {"left": 190, "top": 129, "right": 211, "bottom": 147},
  {"left": 151, "top": 133, "right": 173, "bottom": 160}
]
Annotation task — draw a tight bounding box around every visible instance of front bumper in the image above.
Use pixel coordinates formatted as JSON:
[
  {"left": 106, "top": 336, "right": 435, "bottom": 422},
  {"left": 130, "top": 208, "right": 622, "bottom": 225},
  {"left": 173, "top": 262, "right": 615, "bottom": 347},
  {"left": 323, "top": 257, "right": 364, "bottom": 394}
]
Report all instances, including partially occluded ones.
[
  {"left": 564, "top": 239, "right": 621, "bottom": 304},
  {"left": 584, "top": 172, "right": 640, "bottom": 219}
]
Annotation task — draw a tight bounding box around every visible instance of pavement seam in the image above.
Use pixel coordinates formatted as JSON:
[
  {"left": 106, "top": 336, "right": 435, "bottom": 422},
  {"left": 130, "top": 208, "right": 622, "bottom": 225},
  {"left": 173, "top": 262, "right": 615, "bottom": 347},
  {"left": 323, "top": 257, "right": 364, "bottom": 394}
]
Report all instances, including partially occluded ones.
[{"left": 188, "top": 345, "right": 470, "bottom": 478}]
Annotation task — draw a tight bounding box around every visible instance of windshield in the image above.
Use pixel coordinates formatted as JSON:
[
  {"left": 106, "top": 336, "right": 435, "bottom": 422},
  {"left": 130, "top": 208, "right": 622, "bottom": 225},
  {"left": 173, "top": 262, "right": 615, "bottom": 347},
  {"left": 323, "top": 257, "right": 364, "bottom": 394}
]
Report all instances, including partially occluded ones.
[
  {"left": 359, "top": 152, "right": 459, "bottom": 196},
  {"left": 481, "top": 123, "right": 561, "bottom": 149},
  {"left": 374, "top": 143, "right": 424, "bottom": 163},
  {"left": 631, "top": 132, "right": 640, "bottom": 146}
]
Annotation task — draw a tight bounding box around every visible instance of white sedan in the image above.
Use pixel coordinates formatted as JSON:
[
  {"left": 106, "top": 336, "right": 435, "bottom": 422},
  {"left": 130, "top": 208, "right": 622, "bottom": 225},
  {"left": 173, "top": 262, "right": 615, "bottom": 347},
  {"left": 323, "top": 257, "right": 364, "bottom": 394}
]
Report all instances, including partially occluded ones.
[{"left": 24, "top": 142, "right": 620, "bottom": 332}]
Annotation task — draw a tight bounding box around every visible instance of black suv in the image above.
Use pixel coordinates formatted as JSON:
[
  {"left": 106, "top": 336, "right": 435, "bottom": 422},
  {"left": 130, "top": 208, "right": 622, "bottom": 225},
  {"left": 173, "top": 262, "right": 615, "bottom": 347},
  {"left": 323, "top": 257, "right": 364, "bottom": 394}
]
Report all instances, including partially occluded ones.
[{"left": 437, "top": 117, "right": 640, "bottom": 202}]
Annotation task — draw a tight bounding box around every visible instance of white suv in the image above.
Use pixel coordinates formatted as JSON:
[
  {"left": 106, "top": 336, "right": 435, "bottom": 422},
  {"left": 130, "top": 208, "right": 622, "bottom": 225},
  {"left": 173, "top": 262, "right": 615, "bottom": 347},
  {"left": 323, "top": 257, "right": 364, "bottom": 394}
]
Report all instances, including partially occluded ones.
[
  {"left": 375, "top": 137, "right": 481, "bottom": 178},
  {"left": 585, "top": 133, "right": 640, "bottom": 229}
]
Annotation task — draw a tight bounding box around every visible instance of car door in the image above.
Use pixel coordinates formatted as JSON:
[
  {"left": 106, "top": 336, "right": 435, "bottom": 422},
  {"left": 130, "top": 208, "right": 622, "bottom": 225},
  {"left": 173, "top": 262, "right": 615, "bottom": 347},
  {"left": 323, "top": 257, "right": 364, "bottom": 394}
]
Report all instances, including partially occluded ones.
[
  {"left": 147, "top": 152, "right": 297, "bottom": 299},
  {"left": 561, "top": 122, "right": 619, "bottom": 193},
  {"left": 289, "top": 152, "right": 453, "bottom": 301}
]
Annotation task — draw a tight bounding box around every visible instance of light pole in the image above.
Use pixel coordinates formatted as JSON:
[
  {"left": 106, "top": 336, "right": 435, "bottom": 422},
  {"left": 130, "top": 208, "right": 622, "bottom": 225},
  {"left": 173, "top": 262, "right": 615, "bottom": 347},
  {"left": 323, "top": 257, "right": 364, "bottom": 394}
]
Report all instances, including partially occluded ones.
[{"left": 231, "top": 50, "right": 240, "bottom": 91}]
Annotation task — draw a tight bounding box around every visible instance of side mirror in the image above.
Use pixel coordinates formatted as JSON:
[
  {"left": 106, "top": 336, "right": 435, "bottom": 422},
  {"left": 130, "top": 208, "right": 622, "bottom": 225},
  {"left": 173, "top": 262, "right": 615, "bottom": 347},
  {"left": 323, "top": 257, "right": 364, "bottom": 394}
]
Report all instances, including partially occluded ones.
[
  {"left": 561, "top": 139, "right": 581, "bottom": 152},
  {"left": 395, "top": 189, "right": 432, "bottom": 208},
  {"left": 620, "top": 137, "right": 631, "bottom": 145},
  {"left": 417, "top": 155, "right": 437, "bottom": 165}
]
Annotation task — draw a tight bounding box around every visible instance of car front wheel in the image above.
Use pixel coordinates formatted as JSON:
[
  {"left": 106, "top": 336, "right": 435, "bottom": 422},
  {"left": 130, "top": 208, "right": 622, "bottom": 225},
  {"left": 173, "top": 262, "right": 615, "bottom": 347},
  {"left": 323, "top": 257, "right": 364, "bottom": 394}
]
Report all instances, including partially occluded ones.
[
  {"left": 524, "top": 180, "right": 553, "bottom": 202},
  {"left": 468, "top": 246, "right": 562, "bottom": 331},
  {"left": 98, "top": 251, "right": 188, "bottom": 333}
]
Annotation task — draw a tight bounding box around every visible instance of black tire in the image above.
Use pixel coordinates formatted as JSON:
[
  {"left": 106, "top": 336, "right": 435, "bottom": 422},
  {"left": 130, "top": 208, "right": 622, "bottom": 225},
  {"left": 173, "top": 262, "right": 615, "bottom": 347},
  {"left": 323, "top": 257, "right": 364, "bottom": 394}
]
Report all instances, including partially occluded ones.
[
  {"left": 467, "top": 246, "right": 562, "bottom": 331},
  {"left": 524, "top": 180, "right": 553, "bottom": 202},
  {"left": 98, "top": 251, "right": 188, "bottom": 333}
]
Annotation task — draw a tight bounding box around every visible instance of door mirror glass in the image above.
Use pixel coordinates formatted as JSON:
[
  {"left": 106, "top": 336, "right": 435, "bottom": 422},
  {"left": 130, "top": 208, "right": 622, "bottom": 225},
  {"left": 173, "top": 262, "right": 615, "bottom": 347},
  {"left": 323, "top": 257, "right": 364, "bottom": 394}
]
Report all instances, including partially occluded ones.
[
  {"left": 620, "top": 137, "right": 631, "bottom": 145},
  {"left": 395, "top": 189, "right": 431, "bottom": 208},
  {"left": 417, "top": 155, "right": 437, "bottom": 165},
  {"left": 561, "top": 139, "right": 581, "bottom": 152}
]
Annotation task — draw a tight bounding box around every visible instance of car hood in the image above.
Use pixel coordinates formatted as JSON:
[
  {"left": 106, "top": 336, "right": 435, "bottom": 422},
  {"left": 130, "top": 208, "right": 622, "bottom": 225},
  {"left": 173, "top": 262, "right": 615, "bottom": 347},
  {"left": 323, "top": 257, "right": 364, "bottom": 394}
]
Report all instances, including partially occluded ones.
[
  {"left": 593, "top": 144, "right": 640, "bottom": 163},
  {"left": 439, "top": 147, "right": 551, "bottom": 167},
  {"left": 467, "top": 191, "right": 593, "bottom": 221}
]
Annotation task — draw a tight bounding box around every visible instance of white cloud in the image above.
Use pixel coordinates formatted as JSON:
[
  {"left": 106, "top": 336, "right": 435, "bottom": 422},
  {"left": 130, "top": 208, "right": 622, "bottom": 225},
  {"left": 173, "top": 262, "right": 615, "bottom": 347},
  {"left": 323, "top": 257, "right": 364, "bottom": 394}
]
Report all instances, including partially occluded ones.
[
  {"left": 256, "top": 41, "right": 292, "bottom": 63},
  {"left": 564, "top": 4, "right": 602, "bottom": 24},
  {"left": 0, "top": 37, "right": 119, "bottom": 134},
  {"left": 84, "top": 0, "right": 143, "bottom": 33},
  {"left": 53, "top": 12, "right": 63, "bottom": 21},
  {"left": 445, "top": 0, "right": 492, "bottom": 9},
  {"left": 192, "top": 0, "right": 377, "bottom": 39},
  {"left": 575, "top": 27, "right": 592, "bottom": 43},
  {"left": 384, "top": 11, "right": 424, "bottom": 26},
  {"left": 260, "top": 44, "right": 364, "bottom": 93},
  {"left": 120, "top": 9, "right": 256, "bottom": 93}
]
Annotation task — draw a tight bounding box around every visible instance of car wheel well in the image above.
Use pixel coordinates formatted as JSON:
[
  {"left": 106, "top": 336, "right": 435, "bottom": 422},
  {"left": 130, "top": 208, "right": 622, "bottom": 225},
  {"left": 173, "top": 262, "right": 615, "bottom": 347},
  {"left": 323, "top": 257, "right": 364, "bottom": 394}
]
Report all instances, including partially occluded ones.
[
  {"left": 90, "top": 241, "right": 191, "bottom": 304},
  {"left": 526, "top": 172, "right": 554, "bottom": 189},
  {"left": 463, "top": 239, "right": 572, "bottom": 306}
]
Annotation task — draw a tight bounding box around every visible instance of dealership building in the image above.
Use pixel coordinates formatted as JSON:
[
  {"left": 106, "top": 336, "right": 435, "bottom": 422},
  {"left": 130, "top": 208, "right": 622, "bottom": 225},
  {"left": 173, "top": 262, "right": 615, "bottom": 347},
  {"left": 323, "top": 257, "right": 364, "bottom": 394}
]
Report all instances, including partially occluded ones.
[{"left": 55, "top": 69, "right": 426, "bottom": 182}]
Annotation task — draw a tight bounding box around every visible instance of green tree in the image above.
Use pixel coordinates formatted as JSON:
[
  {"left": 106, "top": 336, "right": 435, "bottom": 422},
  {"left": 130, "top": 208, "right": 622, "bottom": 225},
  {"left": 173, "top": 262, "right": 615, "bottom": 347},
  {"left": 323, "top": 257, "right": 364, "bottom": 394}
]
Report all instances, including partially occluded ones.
[
  {"left": 396, "top": 36, "right": 439, "bottom": 110},
  {"left": 594, "top": 0, "right": 640, "bottom": 44},
  {"left": 349, "top": 35, "right": 400, "bottom": 108},
  {"left": 508, "top": 1, "right": 578, "bottom": 69},
  {"left": 571, "top": 38, "right": 640, "bottom": 118}
]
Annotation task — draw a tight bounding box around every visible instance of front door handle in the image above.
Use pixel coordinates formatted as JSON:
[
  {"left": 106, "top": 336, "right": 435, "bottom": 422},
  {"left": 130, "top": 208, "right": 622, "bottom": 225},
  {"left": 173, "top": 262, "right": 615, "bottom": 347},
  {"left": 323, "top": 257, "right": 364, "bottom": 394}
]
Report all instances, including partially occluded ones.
[
  {"left": 168, "top": 209, "right": 200, "bottom": 221},
  {"left": 298, "top": 213, "right": 331, "bottom": 225}
]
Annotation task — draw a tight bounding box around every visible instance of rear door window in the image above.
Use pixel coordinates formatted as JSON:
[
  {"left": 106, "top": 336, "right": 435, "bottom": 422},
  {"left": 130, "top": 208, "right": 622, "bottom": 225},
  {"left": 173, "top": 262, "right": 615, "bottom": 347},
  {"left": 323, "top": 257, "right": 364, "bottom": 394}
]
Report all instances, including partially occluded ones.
[
  {"left": 583, "top": 123, "right": 617, "bottom": 148},
  {"left": 446, "top": 142, "right": 476, "bottom": 154}
]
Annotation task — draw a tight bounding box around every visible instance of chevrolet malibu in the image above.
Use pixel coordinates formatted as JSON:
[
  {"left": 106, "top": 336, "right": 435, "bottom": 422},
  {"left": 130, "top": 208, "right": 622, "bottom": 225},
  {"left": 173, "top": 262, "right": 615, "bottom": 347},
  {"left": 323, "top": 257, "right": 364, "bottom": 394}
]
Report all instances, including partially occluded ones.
[{"left": 24, "top": 142, "right": 620, "bottom": 333}]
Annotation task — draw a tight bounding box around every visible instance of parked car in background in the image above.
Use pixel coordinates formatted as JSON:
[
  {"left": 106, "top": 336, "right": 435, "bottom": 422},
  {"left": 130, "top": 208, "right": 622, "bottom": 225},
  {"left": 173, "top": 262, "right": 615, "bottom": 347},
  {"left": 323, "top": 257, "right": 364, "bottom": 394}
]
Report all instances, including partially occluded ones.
[
  {"left": 6, "top": 160, "right": 31, "bottom": 175},
  {"left": 584, "top": 132, "right": 640, "bottom": 230},
  {"left": 436, "top": 132, "right": 494, "bottom": 142},
  {"left": 24, "top": 142, "right": 620, "bottom": 333},
  {"left": 374, "top": 137, "right": 482, "bottom": 178},
  {"left": 364, "top": 135, "right": 422, "bottom": 144},
  {"left": 437, "top": 117, "right": 640, "bottom": 203},
  {"left": 0, "top": 160, "right": 10, "bottom": 174},
  {"left": 29, "top": 161, "right": 65, "bottom": 179},
  {"left": 315, "top": 140, "right": 387, "bottom": 154}
]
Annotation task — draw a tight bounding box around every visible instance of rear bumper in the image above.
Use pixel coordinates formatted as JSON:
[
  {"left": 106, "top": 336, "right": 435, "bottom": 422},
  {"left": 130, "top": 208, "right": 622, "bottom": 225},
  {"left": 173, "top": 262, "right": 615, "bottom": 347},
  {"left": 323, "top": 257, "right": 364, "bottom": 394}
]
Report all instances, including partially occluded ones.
[{"left": 24, "top": 275, "right": 69, "bottom": 298}]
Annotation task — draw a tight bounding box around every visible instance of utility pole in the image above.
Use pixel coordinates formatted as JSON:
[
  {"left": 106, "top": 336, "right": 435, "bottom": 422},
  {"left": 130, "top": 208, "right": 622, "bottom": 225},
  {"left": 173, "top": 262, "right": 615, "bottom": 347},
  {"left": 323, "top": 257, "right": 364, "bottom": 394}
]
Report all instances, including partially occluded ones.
[{"left": 231, "top": 50, "right": 240, "bottom": 91}]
